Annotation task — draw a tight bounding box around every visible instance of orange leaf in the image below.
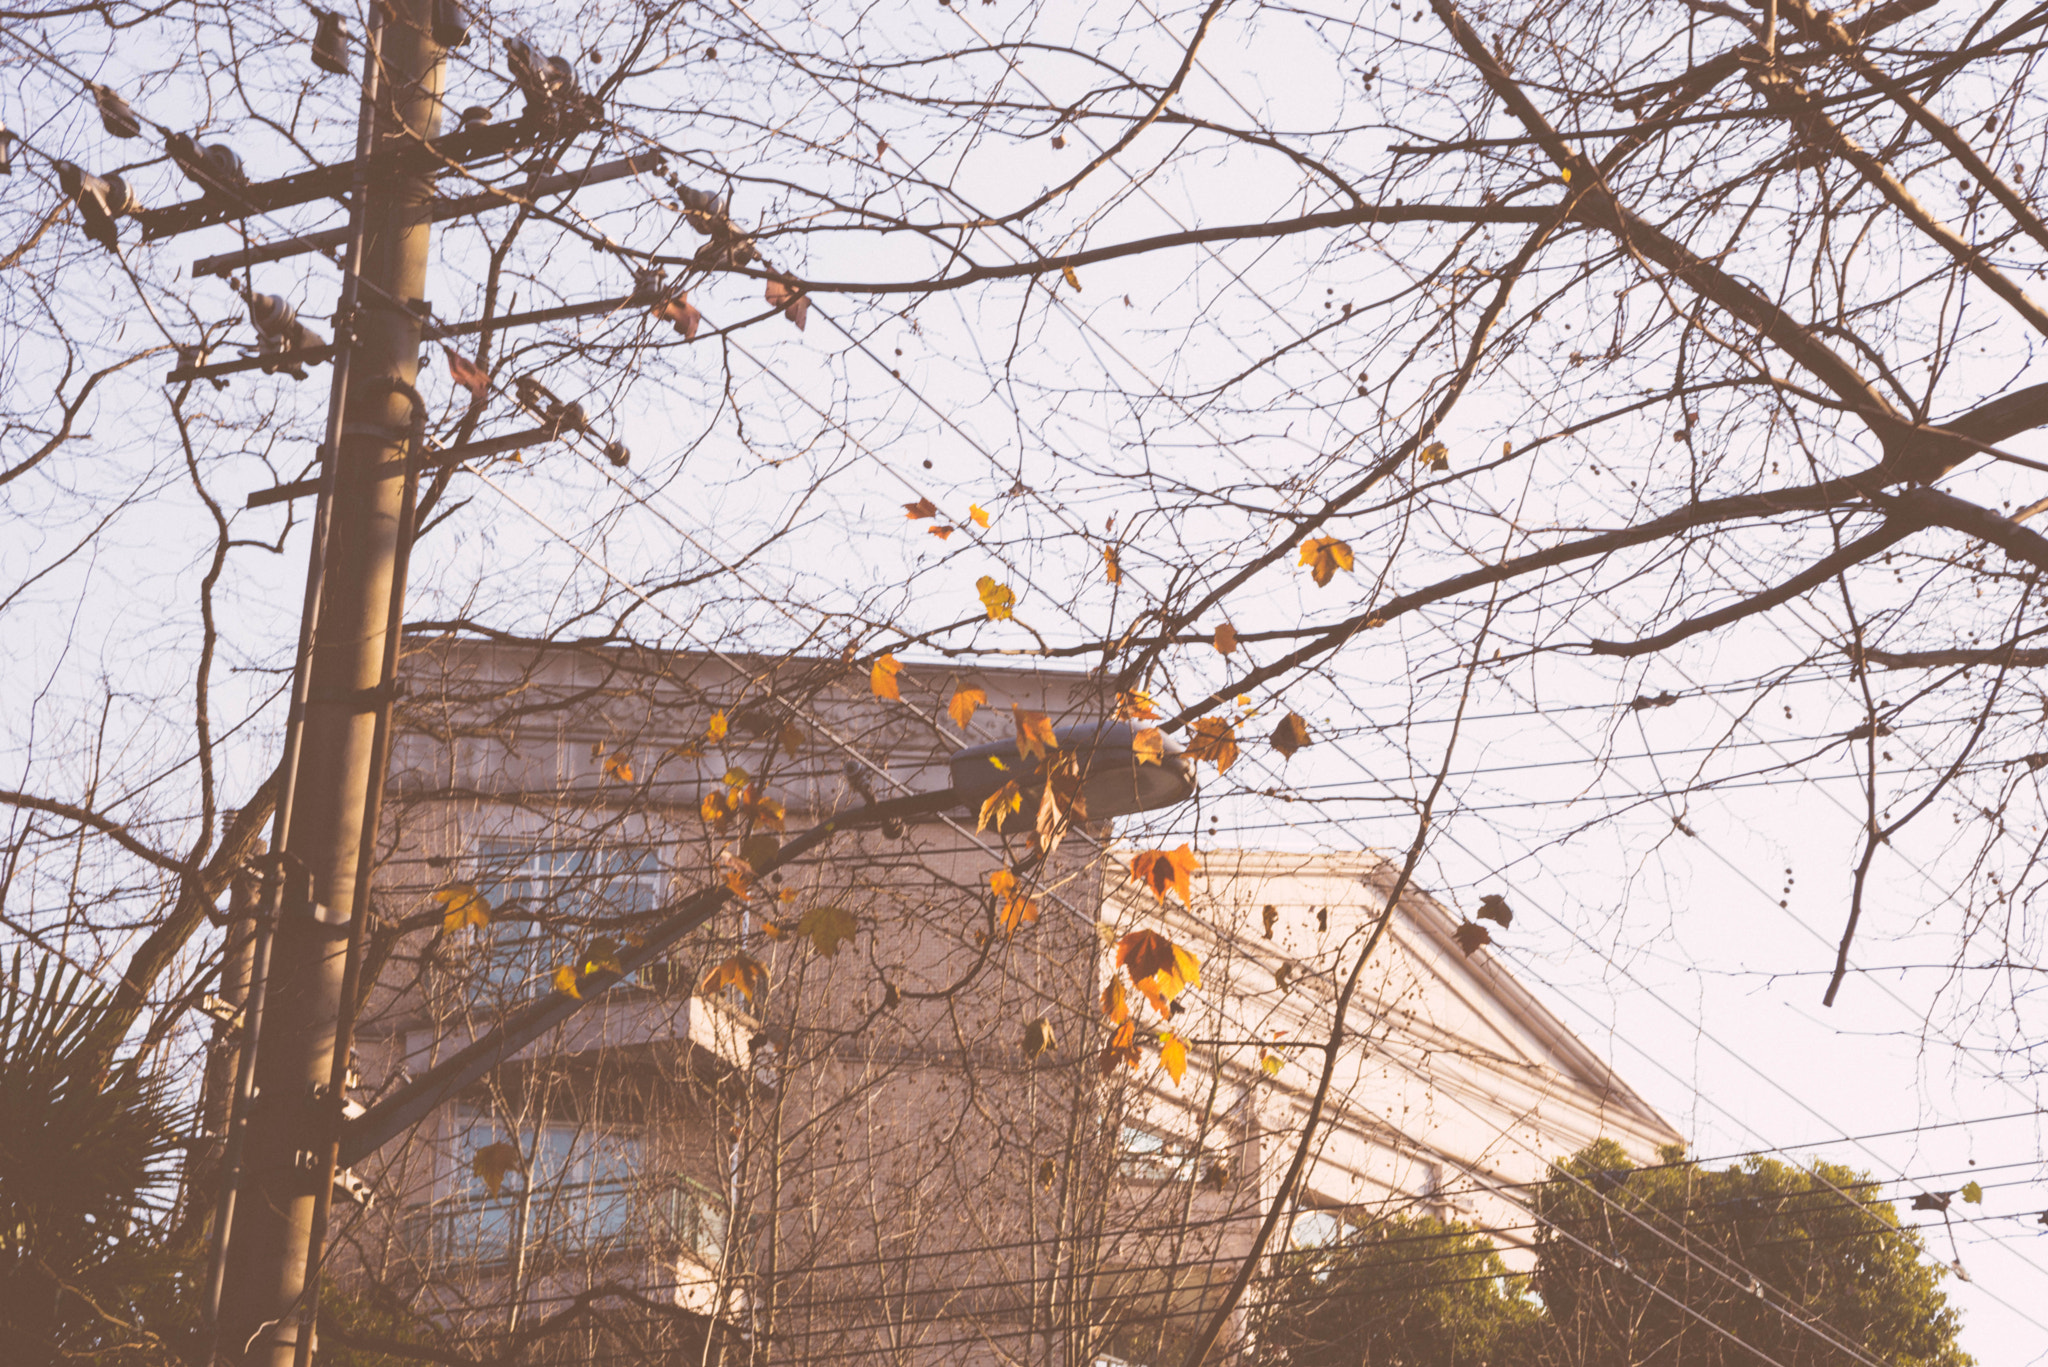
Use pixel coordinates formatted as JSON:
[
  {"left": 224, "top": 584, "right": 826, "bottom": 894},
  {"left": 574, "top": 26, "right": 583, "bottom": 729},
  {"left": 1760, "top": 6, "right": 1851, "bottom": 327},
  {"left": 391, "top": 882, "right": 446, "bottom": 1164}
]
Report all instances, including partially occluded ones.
[
  {"left": 1101, "top": 975, "right": 1130, "bottom": 1025},
  {"left": 1270, "top": 712, "right": 1310, "bottom": 758},
  {"left": 929, "top": 524, "right": 955, "bottom": 540},
  {"left": 700, "top": 789, "right": 731, "bottom": 827},
  {"left": 701, "top": 952, "right": 768, "bottom": 1005},
  {"left": 602, "top": 752, "right": 635, "bottom": 783},
  {"left": 1013, "top": 706, "right": 1058, "bottom": 762},
  {"left": 991, "top": 869, "right": 1037, "bottom": 935},
  {"left": 969, "top": 504, "right": 990, "bottom": 528},
  {"left": 1159, "top": 1030, "right": 1188, "bottom": 1086},
  {"left": 1130, "top": 727, "right": 1165, "bottom": 766},
  {"left": 1103, "top": 545, "right": 1121, "bottom": 583},
  {"left": 1213, "top": 622, "right": 1238, "bottom": 654},
  {"left": 1100, "top": 1018, "right": 1142, "bottom": 1074},
  {"left": 948, "top": 686, "right": 987, "bottom": 729},
  {"left": 870, "top": 653, "right": 902, "bottom": 700},
  {"left": 1298, "top": 535, "right": 1355, "bottom": 587},
  {"left": 903, "top": 498, "right": 938, "bottom": 520},
  {"left": 443, "top": 346, "right": 489, "bottom": 403},
  {"left": 999, "top": 889, "right": 1040, "bottom": 936},
  {"left": 1186, "top": 717, "right": 1238, "bottom": 773},
  {"left": 1128, "top": 845, "right": 1199, "bottom": 905}
]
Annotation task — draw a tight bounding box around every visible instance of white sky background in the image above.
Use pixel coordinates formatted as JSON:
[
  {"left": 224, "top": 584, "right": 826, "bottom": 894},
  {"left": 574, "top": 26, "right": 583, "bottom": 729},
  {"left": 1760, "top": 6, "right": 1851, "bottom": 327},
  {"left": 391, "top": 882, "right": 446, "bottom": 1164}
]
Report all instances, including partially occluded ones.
[{"left": 4, "top": 0, "right": 2048, "bottom": 1359}]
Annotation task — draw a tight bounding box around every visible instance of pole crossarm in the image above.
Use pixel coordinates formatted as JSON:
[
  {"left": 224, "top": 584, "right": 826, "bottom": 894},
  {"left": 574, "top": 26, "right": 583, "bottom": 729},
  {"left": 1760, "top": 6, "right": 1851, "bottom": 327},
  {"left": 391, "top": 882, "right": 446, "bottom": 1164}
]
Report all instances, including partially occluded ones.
[
  {"left": 191, "top": 153, "right": 663, "bottom": 278},
  {"left": 337, "top": 788, "right": 956, "bottom": 1167},
  {"left": 134, "top": 112, "right": 547, "bottom": 240}
]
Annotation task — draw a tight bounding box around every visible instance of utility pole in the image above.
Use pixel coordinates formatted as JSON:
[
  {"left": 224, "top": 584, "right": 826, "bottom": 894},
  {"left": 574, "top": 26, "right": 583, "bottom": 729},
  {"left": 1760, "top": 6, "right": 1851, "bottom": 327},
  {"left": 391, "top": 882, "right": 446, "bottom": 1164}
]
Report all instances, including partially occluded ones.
[{"left": 211, "top": 6, "right": 445, "bottom": 1363}]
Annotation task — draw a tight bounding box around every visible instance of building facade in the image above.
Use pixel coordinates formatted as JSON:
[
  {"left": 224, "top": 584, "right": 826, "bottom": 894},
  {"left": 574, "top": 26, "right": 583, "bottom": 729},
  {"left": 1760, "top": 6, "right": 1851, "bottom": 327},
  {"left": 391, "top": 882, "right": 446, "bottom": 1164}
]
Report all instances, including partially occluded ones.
[{"left": 327, "top": 635, "right": 1677, "bottom": 1367}]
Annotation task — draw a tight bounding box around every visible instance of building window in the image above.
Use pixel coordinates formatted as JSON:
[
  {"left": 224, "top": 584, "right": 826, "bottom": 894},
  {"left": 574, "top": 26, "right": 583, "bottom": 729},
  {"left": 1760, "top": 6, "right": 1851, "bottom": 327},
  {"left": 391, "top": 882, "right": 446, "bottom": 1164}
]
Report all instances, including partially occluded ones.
[
  {"left": 419, "top": 1110, "right": 726, "bottom": 1269},
  {"left": 1289, "top": 1206, "right": 1358, "bottom": 1249},
  {"left": 465, "top": 839, "right": 662, "bottom": 998},
  {"left": 1115, "top": 1125, "right": 1220, "bottom": 1184}
]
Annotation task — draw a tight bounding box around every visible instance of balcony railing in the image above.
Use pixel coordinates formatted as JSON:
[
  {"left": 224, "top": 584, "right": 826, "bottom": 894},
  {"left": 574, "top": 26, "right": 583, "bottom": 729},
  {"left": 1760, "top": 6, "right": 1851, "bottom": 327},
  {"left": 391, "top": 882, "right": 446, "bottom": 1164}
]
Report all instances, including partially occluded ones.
[{"left": 410, "top": 1174, "right": 728, "bottom": 1270}]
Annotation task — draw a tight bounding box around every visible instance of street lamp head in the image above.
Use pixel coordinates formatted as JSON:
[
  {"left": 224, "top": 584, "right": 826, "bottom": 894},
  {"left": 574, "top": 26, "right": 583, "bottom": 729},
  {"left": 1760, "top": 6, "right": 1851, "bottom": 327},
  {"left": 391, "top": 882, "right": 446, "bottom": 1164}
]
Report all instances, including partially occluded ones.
[{"left": 948, "top": 718, "right": 1196, "bottom": 823}]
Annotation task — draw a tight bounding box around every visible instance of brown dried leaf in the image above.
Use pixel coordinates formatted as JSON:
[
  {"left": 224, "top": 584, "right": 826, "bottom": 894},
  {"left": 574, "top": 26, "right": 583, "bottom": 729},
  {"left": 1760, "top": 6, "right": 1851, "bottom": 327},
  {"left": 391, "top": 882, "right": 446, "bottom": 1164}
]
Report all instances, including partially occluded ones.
[
  {"left": 1213, "top": 622, "right": 1239, "bottom": 655},
  {"left": 1186, "top": 717, "right": 1238, "bottom": 773},
  {"left": 1453, "top": 922, "right": 1492, "bottom": 956},
  {"left": 1271, "top": 712, "right": 1311, "bottom": 758},
  {"left": 443, "top": 346, "right": 490, "bottom": 403},
  {"left": 471, "top": 1142, "right": 523, "bottom": 1197}
]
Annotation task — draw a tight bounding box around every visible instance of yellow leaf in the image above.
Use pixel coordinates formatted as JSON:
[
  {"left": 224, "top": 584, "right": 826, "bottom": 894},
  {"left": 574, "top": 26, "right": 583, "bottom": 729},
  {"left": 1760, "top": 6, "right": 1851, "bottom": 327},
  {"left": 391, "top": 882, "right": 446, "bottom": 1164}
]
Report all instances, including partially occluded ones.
[
  {"left": 949, "top": 685, "right": 988, "bottom": 729},
  {"left": 870, "top": 653, "right": 902, "bottom": 700},
  {"left": 798, "top": 904, "right": 858, "bottom": 956},
  {"left": 1128, "top": 845, "right": 1199, "bottom": 905},
  {"left": 1013, "top": 706, "right": 1059, "bottom": 761},
  {"left": 1103, "top": 545, "right": 1121, "bottom": 583},
  {"left": 1115, "top": 690, "right": 1160, "bottom": 720},
  {"left": 1062, "top": 263, "right": 1081, "bottom": 291},
  {"left": 700, "top": 952, "right": 768, "bottom": 1006},
  {"left": 1131, "top": 727, "right": 1165, "bottom": 766},
  {"left": 1260, "top": 1051, "right": 1283, "bottom": 1078},
  {"left": 978, "top": 779, "right": 1024, "bottom": 832},
  {"left": 602, "top": 752, "right": 635, "bottom": 783},
  {"left": 553, "top": 964, "right": 582, "bottom": 999},
  {"left": 1186, "top": 717, "right": 1238, "bottom": 773},
  {"left": 1213, "top": 622, "right": 1238, "bottom": 654},
  {"left": 1159, "top": 1031, "right": 1188, "bottom": 1086},
  {"left": 976, "top": 575, "right": 1016, "bottom": 620},
  {"left": 434, "top": 883, "right": 491, "bottom": 933},
  {"left": 1298, "top": 535, "right": 1355, "bottom": 587},
  {"left": 724, "top": 766, "right": 751, "bottom": 789},
  {"left": 706, "top": 710, "right": 729, "bottom": 742},
  {"left": 471, "top": 1141, "right": 523, "bottom": 1197},
  {"left": 762, "top": 920, "right": 788, "bottom": 941},
  {"left": 1560, "top": 166, "right": 1572, "bottom": 183},
  {"left": 581, "top": 936, "right": 625, "bottom": 977},
  {"left": 969, "top": 504, "right": 990, "bottom": 529},
  {"left": 1419, "top": 440, "right": 1450, "bottom": 473}
]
